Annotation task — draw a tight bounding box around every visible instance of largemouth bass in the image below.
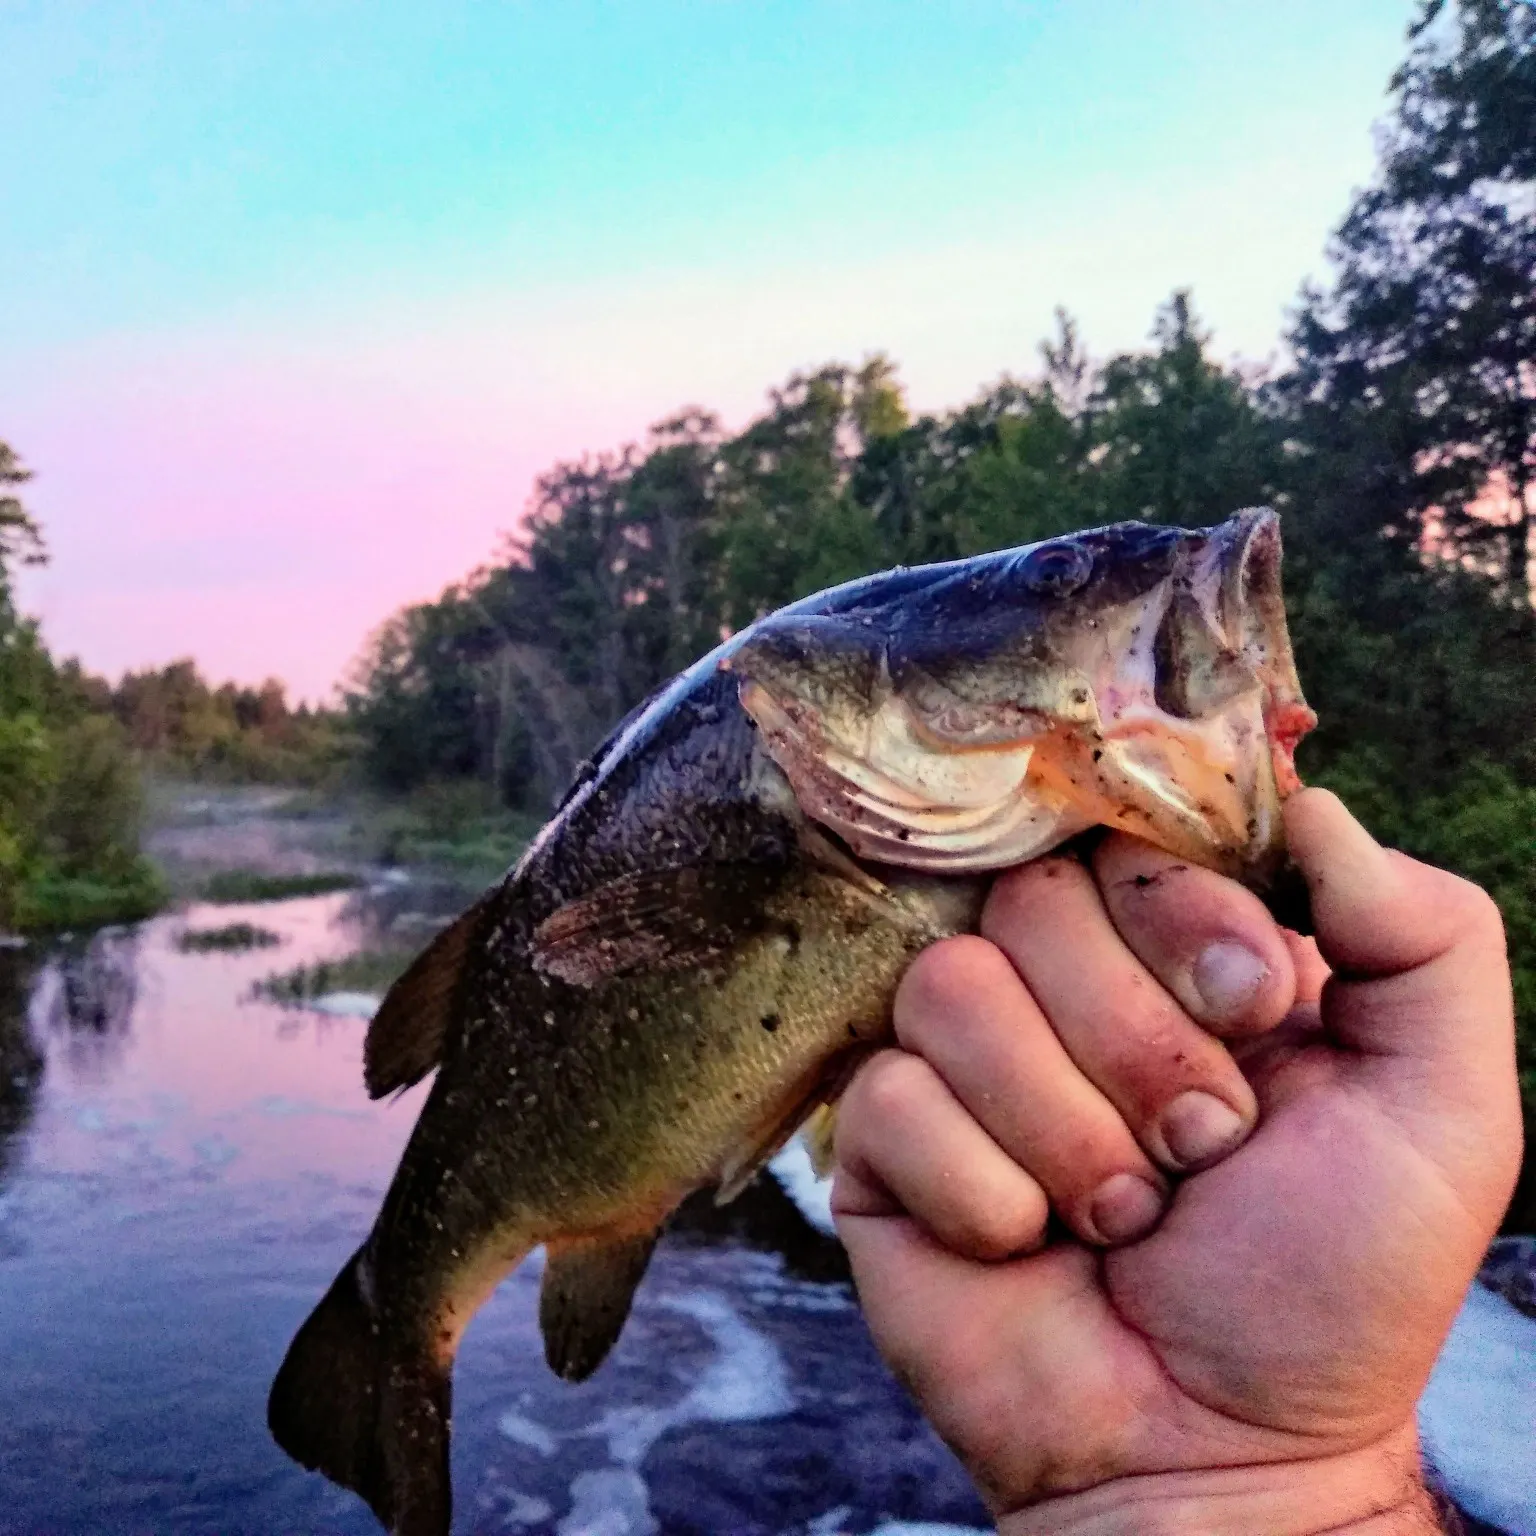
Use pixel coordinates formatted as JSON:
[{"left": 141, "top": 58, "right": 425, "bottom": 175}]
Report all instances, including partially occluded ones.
[{"left": 269, "top": 508, "right": 1314, "bottom": 1535}]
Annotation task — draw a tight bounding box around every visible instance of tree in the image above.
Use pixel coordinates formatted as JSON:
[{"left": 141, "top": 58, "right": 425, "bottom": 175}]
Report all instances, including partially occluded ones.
[
  {"left": 0, "top": 443, "right": 45, "bottom": 618},
  {"left": 1093, "top": 293, "right": 1285, "bottom": 528},
  {"left": 714, "top": 358, "right": 904, "bottom": 625},
  {"left": 1284, "top": 0, "right": 1536, "bottom": 604}
]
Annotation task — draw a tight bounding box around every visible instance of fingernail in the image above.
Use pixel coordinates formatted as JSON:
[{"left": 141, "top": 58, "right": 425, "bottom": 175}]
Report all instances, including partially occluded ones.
[
  {"left": 1192, "top": 941, "right": 1267, "bottom": 1020},
  {"left": 1089, "top": 1173, "right": 1165, "bottom": 1244},
  {"left": 1161, "top": 1091, "right": 1247, "bottom": 1170}
]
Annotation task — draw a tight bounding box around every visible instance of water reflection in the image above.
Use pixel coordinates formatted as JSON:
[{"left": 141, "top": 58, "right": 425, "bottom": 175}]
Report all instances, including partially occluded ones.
[
  {"left": 33, "top": 926, "right": 141, "bottom": 1082},
  {"left": 0, "top": 889, "right": 988, "bottom": 1535},
  {"left": 0, "top": 949, "right": 42, "bottom": 1189}
]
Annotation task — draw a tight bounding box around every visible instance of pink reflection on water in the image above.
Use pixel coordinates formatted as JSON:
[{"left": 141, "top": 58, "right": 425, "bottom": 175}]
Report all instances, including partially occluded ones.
[{"left": 25, "top": 893, "right": 427, "bottom": 1189}]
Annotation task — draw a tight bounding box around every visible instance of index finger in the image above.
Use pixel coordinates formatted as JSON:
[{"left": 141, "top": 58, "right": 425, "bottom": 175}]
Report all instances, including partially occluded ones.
[{"left": 1092, "top": 835, "right": 1298, "bottom": 1038}]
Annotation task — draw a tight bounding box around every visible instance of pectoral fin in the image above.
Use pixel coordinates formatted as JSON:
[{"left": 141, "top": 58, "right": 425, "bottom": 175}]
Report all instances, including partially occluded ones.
[
  {"left": 531, "top": 862, "right": 781, "bottom": 988},
  {"left": 801, "top": 1103, "right": 840, "bottom": 1178},
  {"left": 539, "top": 1228, "right": 661, "bottom": 1382}
]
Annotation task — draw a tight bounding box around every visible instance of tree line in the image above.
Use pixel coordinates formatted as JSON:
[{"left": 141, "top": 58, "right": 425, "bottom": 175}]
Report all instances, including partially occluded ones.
[
  {"left": 345, "top": 0, "right": 1536, "bottom": 1222},
  {"left": 105, "top": 660, "right": 349, "bottom": 785},
  {"left": 0, "top": 443, "right": 161, "bottom": 930},
  {"left": 0, "top": 445, "right": 347, "bottom": 930}
]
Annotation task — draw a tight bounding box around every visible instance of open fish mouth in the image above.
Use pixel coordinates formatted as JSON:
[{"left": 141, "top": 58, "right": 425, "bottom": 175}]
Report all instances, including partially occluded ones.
[{"left": 728, "top": 508, "right": 1315, "bottom": 888}]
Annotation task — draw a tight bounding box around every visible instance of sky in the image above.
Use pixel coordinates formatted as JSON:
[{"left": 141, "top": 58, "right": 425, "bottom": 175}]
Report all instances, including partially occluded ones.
[{"left": 1, "top": 1, "right": 1417, "bottom": 702}]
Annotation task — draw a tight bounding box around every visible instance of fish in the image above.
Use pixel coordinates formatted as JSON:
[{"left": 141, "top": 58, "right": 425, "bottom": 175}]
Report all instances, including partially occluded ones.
[{"left": 267, "top": 506, "right": 1315, "bottom": 1536}]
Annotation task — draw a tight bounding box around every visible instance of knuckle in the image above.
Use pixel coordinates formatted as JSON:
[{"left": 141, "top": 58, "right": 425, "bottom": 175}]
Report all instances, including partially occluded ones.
[
  {"left": 896, "top": 935, "right": 1014, "bottom": 1046},
  {"left": 955, "top": 1190, "right": 1045, "bottom": 1261},
  {"left": 1458, "top": 880, "right": 1506, "bottom": 944},
  {"left": 851, "top": 1050, "right": 933, "bottom": 1129},
  {"left": 1423, "top": 864, "right": 1508, "bottom": 954}
]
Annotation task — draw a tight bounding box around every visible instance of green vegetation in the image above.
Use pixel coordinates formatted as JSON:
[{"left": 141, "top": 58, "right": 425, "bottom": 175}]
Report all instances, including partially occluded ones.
[
  {"left": 200, "top": 870, "right": 361, "bottom": 904},
  {"left": 0, "top": 445, "right": 166, "bottom": 932},
  {"left": 176, "top": 922, "right": 283, "bottom": 953},
  {"left": 361, "top": 781, "right": 538, "bottom": 885},
  {"left": 345, "top": 2, "right": 1536, "bottom": 1227},
  {"left": 108, "top": 660, "right": 352, "bottom": 786},
  {"left": 254, "top": 948, "right": 415, "bottom": 1008}
]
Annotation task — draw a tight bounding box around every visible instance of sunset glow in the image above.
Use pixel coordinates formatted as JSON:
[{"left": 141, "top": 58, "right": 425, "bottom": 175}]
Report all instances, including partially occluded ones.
[{"left": 2, "top": 1, "right": 1416, "bottom": 699}]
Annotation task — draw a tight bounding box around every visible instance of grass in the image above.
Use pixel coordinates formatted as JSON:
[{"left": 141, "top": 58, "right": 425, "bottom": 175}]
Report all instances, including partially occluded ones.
[
  {"left": 200, "top": 869, "right": 361, "bottom": 904},
  {"left": 176, "top": 921, "right": 283, "bottom": 953},
  {"left": 14, "top": 862, "right": 168, "bottom": 933},
  {"left": 352, "top": 780, "right": 537, "bottom": 887},
  {"left": 253, "top": 947, "right": 415, "bottom": 1006}
]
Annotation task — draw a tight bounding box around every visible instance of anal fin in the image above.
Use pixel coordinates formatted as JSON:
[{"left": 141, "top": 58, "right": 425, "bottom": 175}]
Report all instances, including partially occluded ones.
[{"left": 539, "top": 1228, "right": 660, "bottom": 1382}]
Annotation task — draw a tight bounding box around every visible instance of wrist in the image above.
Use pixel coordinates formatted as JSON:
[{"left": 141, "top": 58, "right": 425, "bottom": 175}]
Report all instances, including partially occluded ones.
[{"left": 995, "top": 1424, "right": 1444, "bottom": 1536}]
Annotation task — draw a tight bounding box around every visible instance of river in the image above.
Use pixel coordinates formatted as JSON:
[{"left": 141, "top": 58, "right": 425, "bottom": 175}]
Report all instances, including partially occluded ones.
[
  {"left": 0, "top": 793, "right": 1529, "bottom": 1535},
  {"left": 0, "top": 864, "right": 992, "bottom": 1536}
]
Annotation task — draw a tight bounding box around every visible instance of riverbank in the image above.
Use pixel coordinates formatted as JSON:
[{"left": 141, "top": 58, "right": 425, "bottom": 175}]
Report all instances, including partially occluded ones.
[{"left": 143, "top": 777, "right": 536, "bottom": 898}]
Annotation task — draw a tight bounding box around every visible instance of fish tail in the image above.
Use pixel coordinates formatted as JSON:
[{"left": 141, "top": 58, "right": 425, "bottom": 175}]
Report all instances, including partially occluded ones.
[{"left": 268, "top": 1247, "right": 452, "bottom": 1536}]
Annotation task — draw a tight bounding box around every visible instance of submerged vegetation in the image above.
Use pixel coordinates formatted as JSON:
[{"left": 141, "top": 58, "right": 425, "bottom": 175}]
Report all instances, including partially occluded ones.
[
  {"left": 253, "top": 947, "right": 414, "bottom": 1008},
  {"left": 200, "top": 870, "right": 361, "bottom": 904},
  {"left": 176, "top": 922, "right": 283, "bottom": 954}
]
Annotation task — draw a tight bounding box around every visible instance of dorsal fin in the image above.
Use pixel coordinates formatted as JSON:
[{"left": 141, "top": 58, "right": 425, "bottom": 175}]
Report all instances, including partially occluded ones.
[{"left": 363, "top": 894, "right": 493, "bottom": 1099}]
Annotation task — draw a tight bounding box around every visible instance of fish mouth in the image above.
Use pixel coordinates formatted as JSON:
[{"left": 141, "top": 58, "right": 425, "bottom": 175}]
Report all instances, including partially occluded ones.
[{"left": 735, "top": 509, "right": 1315, "bottom": 887}]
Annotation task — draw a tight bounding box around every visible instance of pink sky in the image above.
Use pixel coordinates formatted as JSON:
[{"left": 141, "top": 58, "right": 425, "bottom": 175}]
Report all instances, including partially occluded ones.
[
  {"left": 3, "top": 2, "right": 1414, "bottom": 704},
  {"left": 11, "top": 184, "right": 1371, "bottom": 705}
]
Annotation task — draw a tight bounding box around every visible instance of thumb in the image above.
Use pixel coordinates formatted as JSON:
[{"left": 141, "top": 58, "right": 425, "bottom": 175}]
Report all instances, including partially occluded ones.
[{"left": 1284, "top": 785, "right": 1516, "bottom": 1078}]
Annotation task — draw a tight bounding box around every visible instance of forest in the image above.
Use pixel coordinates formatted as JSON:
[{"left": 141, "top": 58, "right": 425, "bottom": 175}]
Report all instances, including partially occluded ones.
[
  {"left": 0, "top": 2, "right": 1531, "bottom": 1212},
  {"left": 343, "top": 0, "right": 1536, "bottom": 1220}
]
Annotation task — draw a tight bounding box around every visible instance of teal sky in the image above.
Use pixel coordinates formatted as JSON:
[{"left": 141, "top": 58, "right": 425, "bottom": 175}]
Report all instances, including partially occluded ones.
[{"left": 1, "top": 2, "right": 1416, "bottom": 698}]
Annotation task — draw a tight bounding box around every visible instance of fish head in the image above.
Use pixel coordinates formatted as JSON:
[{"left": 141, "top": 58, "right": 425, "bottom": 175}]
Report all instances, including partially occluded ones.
[{"left": 723, "top": 507, "right": 1315, "bottom": 888}]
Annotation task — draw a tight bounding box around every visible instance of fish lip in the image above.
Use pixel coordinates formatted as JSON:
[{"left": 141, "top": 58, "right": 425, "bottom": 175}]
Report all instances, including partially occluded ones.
[{"left": 1200, "top": 507, "right": 1316, "bottom": 784}]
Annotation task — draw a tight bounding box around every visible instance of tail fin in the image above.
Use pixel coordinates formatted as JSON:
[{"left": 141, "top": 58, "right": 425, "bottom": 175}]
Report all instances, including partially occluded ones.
[{"left": 268, "top": 1248, "right": 452, "bottom": 1536}]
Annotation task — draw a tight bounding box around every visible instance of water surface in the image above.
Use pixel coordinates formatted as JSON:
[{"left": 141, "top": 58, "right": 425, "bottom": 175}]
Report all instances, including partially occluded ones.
[{"left": 0, "top": 892, "right": 988, "bottom": 1536}]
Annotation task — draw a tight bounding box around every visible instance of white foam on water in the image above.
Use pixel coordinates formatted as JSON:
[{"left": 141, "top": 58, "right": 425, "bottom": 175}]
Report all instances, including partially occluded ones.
[
  {"left": 804, "top": 1519, "right": 990, "bottom": 1536},
  {"left": 502, "top": 1491, "right": 555, "bottom": 1527},
  {"left": 866, "top": 1526, "right": 991, "bottom": 1536},
  {"left": 497, "top": 1409, "right": 558, "bottom": 1456},
  {"left": 664, "top": 1289, "right": 795, "bottom": 1425},
  {"left": 589, "top": 1288, "right": 796, "bottom": 1467},
  {"left": 306, "top": 990, "right": 382, "bottom": 1018},
  {"left": 556, "top": 1469, "right": 657, "bottom": 1536},
  {"left": 1419, "top": 1283, "right": 1536, "bottom": 1536},
  {"left": 770, "top": 1138, "right": 838, "bottom": 1235},
  {"left": 573, "top": 1287, "right": 796, "bottom": 1532},
  {"left": 805, "top": 1505, "right": 854, "bottom": 1535}
]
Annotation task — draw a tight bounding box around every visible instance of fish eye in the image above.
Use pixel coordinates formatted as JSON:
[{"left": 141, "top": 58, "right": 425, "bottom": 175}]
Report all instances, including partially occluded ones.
[{"left": 1016, "top": 541, "right": 1093, "bottom": 596}]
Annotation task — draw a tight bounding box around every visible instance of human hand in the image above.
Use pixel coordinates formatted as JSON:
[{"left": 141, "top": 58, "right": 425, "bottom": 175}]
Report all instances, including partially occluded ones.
[{"left": 832, "top": 789, "right": 1522, "bottom": 1534}]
